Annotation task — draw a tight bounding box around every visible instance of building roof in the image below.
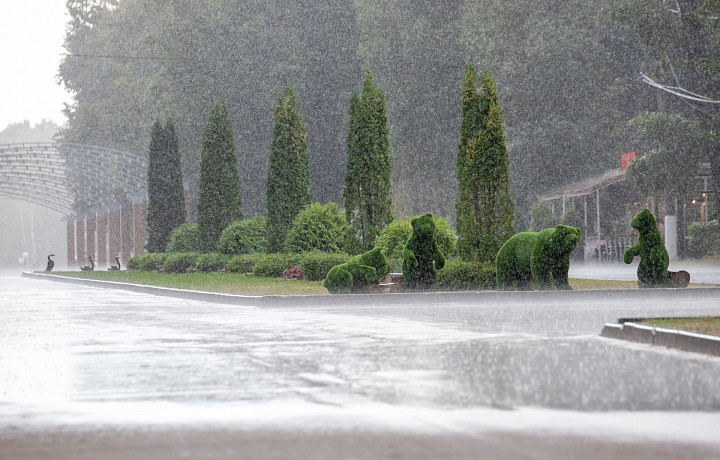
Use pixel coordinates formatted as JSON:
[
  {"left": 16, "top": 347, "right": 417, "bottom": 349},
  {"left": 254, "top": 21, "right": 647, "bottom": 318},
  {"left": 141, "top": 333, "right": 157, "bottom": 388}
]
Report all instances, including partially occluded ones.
[{"left": 538, "top": 168, "right": 626, "bottom": 201}]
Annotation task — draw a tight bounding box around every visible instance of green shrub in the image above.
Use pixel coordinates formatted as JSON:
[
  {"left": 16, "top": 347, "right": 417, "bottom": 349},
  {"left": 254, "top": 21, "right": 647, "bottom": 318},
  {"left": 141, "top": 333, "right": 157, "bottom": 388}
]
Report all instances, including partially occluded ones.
[
  {"left": 218, "top": 216, "right": 267, "bottom": 255},
  {"left": 687, "top": 220, "right": 720, "bottom": 259},
  {"left": 166, "top": 223, "right": 202, "bottom": 253},
  {"left": 163, "top": 252, "right": 200, "bottom": 273},
  {"left": 283, "top": 202, "right": 349, "bottom": 253},
  {"left": 300, "top": 251, "right": 350, "bottom": 281},
  {"left": 437, "top": 259, "right": 496, "bottom": 291},
  {"left": 376, "top": 215, "right": 457, "bottom": 272},
  {"left": 324, "top": 247, "right": 388, "bottom": 294},
  {"left": 195, "top": 252, "right": 230, "bottom": 272},
  {"left": 227, "top": 254, "right": 261, "bottom": 274},
  {"left": 529, "top": 201, "right": 555, "bottom": 232},
  {"left": 402, "top": 213, "right": 446, "bottom": 289},
  {"left": 253, "top": 253, "right": 293, "bottom": 277},
  {"left": 127, "top": 253, "right": 166, "bottom": 271}
]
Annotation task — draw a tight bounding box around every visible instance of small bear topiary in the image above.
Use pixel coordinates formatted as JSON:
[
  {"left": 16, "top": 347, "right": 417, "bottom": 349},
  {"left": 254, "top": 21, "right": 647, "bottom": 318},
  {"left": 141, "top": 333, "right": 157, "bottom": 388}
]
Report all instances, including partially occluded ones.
[
  {"left": 323, "top": 247, "right": 389, "bottom": 294},
  {"left": 496, "top": 224, "right": 580, "bottom": 290},
  {"left": 402, "top": 213, "right": 446, "bottom": 290},
  {"left": 623, "top": 208, "right": 670, "bottom": 288}
]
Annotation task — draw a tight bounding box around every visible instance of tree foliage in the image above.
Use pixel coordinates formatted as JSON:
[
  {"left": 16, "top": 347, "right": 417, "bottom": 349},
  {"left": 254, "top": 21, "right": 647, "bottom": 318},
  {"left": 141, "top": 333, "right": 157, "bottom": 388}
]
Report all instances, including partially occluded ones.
[
  {"left": 197, "top": 103, "right": 243, "bottom": 252},
  {"left": 456, "top": 66, "right": 514, "bottom": 262},
  {"left": 146, "top": 117, "right": 186, "bottom": 253},
  {"left": 343, "top": 70, "right": 393, "bottom": 253},
  {"left": 266, "top": 85, "right": 312, "bottom": 252}
]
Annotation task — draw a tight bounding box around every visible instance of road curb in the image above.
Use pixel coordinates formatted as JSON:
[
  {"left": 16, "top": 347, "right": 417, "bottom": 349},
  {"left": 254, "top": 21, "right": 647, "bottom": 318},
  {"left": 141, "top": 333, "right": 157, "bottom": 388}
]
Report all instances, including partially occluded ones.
[
  {"left": 20, "top": 271, "right": 720, "bottom": 309},
  {"left": 601, "top": 319, "right": 720, "bottom": 356}
]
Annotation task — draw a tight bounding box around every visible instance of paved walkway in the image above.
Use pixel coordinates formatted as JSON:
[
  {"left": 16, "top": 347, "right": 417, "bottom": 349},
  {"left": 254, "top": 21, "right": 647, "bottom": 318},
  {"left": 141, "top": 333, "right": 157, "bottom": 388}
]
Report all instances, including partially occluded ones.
[{"left": 2, "top": 272, "right": 720, "bottom": 459}]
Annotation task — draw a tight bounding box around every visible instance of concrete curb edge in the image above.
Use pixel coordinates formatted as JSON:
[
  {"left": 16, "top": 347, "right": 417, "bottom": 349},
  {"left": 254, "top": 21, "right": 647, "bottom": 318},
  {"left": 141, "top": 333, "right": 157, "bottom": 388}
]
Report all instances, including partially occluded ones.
[{"left": 601, "top": 320, "right": 720, "bottom": 356}]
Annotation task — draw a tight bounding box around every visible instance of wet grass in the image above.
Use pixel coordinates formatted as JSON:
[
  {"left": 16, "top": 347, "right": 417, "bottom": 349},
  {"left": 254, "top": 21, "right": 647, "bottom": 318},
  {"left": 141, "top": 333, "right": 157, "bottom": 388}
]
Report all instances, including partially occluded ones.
[
  {"left": 49, "top": 271, "right": 329, "bottom": 296},
  {"left": 48, "top": 271, "right": 717, "bottom": 295},
  {"left": 568, "top": 278, "right": 717, "bottom": 290},
  {"left": 639, "top": 317, "right": 720, "bottom": 337}
]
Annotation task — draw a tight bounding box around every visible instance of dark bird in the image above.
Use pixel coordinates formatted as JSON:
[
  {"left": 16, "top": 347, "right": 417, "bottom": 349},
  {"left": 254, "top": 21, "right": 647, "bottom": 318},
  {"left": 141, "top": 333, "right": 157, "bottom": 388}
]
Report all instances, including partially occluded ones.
[
  {"left": 45, "top": 254, "right": 55, "bottom": 272},
  {"left": 80, "top": 256, "right": 94, "bottom": 271},
  {"left": 108, "top": 256, "right": 121, "bottom": 271}
]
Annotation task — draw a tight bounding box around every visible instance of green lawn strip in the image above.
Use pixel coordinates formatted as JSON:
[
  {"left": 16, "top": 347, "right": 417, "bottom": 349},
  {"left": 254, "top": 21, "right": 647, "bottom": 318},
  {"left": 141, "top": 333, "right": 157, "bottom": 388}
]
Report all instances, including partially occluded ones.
[
  {"left": 49, "top": 271, "right": 329, "bottom": 296},
  {"left": 569, "top": 278, "right": 717, "bottom": 290},
  {"left": 638, "top": 317, "right": 720, "bottom": 337},
  {"left": 46, "top": 272, "right": 717, "bottom": 295}
]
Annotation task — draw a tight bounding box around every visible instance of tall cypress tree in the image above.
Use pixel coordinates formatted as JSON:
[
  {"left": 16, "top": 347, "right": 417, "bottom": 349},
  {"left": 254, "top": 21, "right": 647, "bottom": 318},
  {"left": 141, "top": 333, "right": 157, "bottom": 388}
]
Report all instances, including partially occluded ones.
[
  {"left": 197, "top": 103, "right": 243, "bottom": 252},
  {"left": 266, "top": 85, "right": 312, "bottom": 253},
  {"left": 343, "top": 70, "right": 393, "bottom": 253},
  {"left": 146, "top": 117, "right": 186, "bottom": 253},
  {"left": 456, "top": 66, "right": 514, "bottom": 262}
]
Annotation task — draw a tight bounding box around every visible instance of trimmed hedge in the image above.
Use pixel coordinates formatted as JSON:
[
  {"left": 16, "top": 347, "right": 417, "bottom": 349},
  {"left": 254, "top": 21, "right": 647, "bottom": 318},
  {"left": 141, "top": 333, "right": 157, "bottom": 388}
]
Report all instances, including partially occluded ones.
[
  {"left": 127, "top": 253, "right": 167, "bottom": 271},
  {"left": 300, "top": 251, "right": 350, "bottom": 281},
  {"left": 283, "top": 202, "right": 349, "bottom": 253},
  {"left": 166, "top": 223, "right": 202, "bottom": 253},
  {"left": 195, "top": 252, "right": 230, "bottom": 272},
  {"left": 218, "top": 216, "right": 267, "bottom": 255},
  {"left": 163, "top": 252, "right": 200, "bottom": 273},
  {"left": 437, "top": 259, "right": 496, "bottom": 291},
  {"left": 227, "top": 254, "right": 261, "bottom": 274},
  {"left": 253, "top": 253, "right": 299, "bottom": 277}
]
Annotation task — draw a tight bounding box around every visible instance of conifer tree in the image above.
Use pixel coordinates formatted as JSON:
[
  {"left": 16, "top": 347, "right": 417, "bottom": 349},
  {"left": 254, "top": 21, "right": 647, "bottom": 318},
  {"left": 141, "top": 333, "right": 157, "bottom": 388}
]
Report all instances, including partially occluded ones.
[
  {"left": 146, "top": 117, "right": 186, "bottom": 253},
  {"left": 456, "top": 66, "right": 514, "bottom": 262},
  {"left": 266, "top": 85, "right": 312, "bottom": 253},
  {"left": 343, "top": 70, "right": 393, "bottom": 253},
  {"left": 197, "top": 103, "right": 243, "bottom": 252}
]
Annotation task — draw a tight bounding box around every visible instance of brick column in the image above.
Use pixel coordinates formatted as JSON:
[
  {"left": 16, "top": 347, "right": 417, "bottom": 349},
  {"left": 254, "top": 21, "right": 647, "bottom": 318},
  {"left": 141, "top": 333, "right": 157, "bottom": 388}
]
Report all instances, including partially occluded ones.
[
  {"left": 75, "top": 218, "right": 85, "bottom": 267},
  {"left": 86, "top": 214, "right": 97, "bottom": 266},
  {"left": 66, "top": 221, "right": 76, "bottom": 268},
  {"left": 96, "top": 213, "right": 108, "bottom": 267},
  {"left": 121, "top": 205, "right": 133, "bottom": 267},
  {"left": 108, "top": 210, "right": 120, "bottom": 267},
  {"left": 132, "top": 201, "right": 146, "bottom": 256}
]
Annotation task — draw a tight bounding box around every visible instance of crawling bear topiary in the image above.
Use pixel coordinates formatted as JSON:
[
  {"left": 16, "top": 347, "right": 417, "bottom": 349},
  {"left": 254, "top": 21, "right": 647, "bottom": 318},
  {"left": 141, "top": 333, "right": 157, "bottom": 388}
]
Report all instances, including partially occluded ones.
[
  {"left": 623, "top": 208, "right": 670, "bottom": 288},
  {"left": 402, "top": 213, "right": 446, "bottom": 289},
  {"left": 323, "top": 247, "right": 389, "bottom": 294},
  {"left": 496, "top": 224, "right": 580, "bottom": 290}
]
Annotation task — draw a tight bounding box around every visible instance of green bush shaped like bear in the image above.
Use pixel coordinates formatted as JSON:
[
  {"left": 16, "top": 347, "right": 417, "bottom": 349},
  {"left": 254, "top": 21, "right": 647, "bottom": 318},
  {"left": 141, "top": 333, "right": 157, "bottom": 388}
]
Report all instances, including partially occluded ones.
[
  {"left": 402, "top": 213, "right": 446, "bottom": 290},
  {"left": 324, "top": 247, "right": 388, "bottom": 294},
  {"left": 496, "top": 224, "right": 580, "bottom": 290},
  {"left": 623, "top": 208, "right": 670, "bottom": 288}
]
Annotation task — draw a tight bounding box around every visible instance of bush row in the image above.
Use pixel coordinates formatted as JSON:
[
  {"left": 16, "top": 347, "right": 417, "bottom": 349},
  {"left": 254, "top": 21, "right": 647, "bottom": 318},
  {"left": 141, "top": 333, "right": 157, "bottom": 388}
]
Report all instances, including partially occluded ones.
[
  {"left": 128, "top": 251, "right": 349, "bottom": 280},
  {"left": 128, "top": 251, "right": 495, "bottom": 290}
]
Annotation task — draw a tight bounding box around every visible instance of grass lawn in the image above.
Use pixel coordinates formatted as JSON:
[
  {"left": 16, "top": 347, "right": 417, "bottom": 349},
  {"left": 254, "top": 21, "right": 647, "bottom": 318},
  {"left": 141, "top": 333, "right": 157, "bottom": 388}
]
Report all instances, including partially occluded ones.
[
  {"left": 639, "top": 317, "right": 720, "bottom": 337},
  {"left": 49, "top": 271, "right": 329, "bottom": 296},
  {"left": 49, "top": 270, "right": 717, "bottom": 295}
]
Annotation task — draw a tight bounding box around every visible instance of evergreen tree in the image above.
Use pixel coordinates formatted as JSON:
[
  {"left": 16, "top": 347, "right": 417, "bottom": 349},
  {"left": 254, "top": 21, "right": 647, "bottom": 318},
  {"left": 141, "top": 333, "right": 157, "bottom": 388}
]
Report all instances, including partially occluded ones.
[
  {"left": 197, "top": 103, "right": 243, "bottom": 252},
  {"left": 456, "top": 66, "right": 514, "bottom": 262},
  {"left": 146, "top": 117, "right": 186, "bottom": 253},
  {"left": 343, "top": 70, "right": 394, "bottom": 253},
  {"left": 266, "top": 85, "right": 312, "bottom": 252}
]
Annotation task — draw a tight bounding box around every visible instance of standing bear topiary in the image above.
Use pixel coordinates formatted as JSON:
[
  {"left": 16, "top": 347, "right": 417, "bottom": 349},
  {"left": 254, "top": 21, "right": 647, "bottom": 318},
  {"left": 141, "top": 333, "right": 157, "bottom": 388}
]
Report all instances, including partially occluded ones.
[
  {"left": 496, "top": 224, "right": 580, "bottom": 290},
  {"left": 623, "top": 208, "right": 671, "bottom": 288},
  {"left": 402, "top": 213, "right": 446, "bottom": 289},
  {"left": 324, "top": 247, "right": 389, "bottom": 294}
]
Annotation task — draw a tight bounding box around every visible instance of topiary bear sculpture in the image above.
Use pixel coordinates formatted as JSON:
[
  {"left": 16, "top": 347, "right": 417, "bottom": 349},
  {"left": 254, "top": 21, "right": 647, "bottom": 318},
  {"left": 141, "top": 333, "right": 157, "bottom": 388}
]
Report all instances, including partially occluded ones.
[
  {"left": 623, "top": 208, "right": 670, "bottom": 288},
  {"left": 496, "top": 224, "right": 580, "bottom": 290},
  {"left": 402, "top": 213, "right": 446, "bottom": 289},
  {"left": 324, "top": 247, "right": 389, "bottom": 294}
]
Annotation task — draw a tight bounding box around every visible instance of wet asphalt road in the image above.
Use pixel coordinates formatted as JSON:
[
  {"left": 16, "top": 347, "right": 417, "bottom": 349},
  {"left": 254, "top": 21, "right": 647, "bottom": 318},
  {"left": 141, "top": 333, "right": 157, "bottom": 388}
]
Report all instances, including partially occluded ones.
[{"left": 1, "top": 272, "right": 720, "bottom": 459}]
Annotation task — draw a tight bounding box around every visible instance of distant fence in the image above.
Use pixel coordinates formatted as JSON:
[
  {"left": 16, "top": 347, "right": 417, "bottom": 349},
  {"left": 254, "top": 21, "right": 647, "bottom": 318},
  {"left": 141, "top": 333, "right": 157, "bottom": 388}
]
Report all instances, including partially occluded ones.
[{"left": 584, "top": 236, "right": 635, "bottom": 263}]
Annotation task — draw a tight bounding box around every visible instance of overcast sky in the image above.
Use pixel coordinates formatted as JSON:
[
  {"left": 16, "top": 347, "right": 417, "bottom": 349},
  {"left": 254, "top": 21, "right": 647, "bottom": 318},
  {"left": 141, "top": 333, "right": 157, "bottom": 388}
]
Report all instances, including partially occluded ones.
[{"left": 0, "top": 1, "right": 70, "bottom": 129}]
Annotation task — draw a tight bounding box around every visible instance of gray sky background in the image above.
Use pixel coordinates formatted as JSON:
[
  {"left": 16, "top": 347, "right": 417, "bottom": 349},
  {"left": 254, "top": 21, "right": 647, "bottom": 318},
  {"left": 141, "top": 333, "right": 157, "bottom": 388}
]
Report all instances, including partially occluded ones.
[{"left": 0, "top": 1, "right": 70, "bottom": 129}]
